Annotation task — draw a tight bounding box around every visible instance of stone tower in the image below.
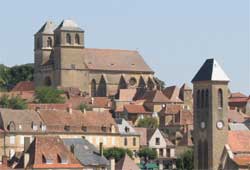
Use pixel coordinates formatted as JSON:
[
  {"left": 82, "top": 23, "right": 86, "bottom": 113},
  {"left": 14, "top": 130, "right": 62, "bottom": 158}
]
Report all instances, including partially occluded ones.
[
  {"left": 34, "top": 21, "right": 56, "bottom": 86},
  {"left": 192, "top": 59, "right": 230, "bottom": 170},
  {"left": 179, "top": 83, "right": 193, "bottom": 111}
]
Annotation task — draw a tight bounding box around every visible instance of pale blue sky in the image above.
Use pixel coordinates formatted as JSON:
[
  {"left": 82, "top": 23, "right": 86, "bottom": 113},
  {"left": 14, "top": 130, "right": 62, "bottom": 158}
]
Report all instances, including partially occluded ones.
[{"left": 0, "top": 0, "right": 249, "bottom": 94}]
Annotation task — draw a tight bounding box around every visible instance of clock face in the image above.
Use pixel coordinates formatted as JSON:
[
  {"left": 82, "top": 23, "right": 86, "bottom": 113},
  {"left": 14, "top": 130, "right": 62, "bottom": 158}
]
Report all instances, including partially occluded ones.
[
  {"left": 217, "top": 121, "right": 224, "bottom": 129},
  {"left": 200, "top": 121, "right": 206, "bottom": 129}
]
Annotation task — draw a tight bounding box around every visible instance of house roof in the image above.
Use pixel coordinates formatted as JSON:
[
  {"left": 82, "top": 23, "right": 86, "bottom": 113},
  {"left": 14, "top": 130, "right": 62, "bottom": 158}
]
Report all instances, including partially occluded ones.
[
  {"left": 115, "top": 118, "right": 138, "bottom": 135},
  {"left": 15, "top": 136, "right": 83, "bottom": 169},
  {"left": 230, "top": 92, "right": 248, "bottom": 98},
  {"left": 11, "top": 81, "right": 34, "bottom": 92},
  {"left": 124, "top": 104, "right": 151, "bottom": 114},
  {"left": 228, "top": 109, "right": 247, "bottom": 123},
  {"left": 228, "top": 131, "right": 250, "bottom": 153},
  {"left": 119, "top": 89, "right": 137, "bottom": 101},
  {"left": 180, "top": 110, "right": 193, "bottom": 125},
  {"left": 115, "top": 154, "right": 139, "bottom": 170},
  {"left": 83, "top": 48, "right": 153, "bottom": 73},
  {"left": 37, "top": 21, "right": 57, "bottom": 34},
  {"left": 163, "top": 86, "right": 183, "bottom": 103},
  {"left": 63, "top": 138, "right": 109, "bottom": 166},
  {"left": 159, "top": 105, "right": 182, "bottom": 115},
  {"left": 192, "top": 58, "right": 230, "bottom": 82},
  {"left": 0, "top": 109, "right": 44, "bottom": 132},
  {"left": 229, "top": 123, "right": 249, "bottom": 131},
  {"left": 233, "top": 156, "right": 250, "bottom": 167},
  {"left": 142, "top": 90, "right": 170, "bottom": 103}
]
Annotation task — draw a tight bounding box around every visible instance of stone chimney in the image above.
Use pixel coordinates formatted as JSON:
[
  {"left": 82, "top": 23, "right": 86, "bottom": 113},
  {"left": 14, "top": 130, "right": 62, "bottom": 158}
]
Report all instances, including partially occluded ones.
[
  {"left": 24, "top": 137, "right": 30, "bottom": 168},
  {"left": 99, "top": 142, "right": 103, "bottom": 156},
  {"left": 109, "top": 158, "right": 115, "bottom": 170}
]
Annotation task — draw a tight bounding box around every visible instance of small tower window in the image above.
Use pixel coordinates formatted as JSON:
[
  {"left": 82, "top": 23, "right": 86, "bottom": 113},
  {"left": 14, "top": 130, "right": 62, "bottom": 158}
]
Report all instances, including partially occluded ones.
[
  {"left": 201, "top": 90, "right": 205, "bottom": 108},
  {"left": 66, "top": 33, "right": 71, "bottom": 44},
  {"left": 196, "top": 90, "right": 200, "bottom": 108},
  {"left": 218, "top": 89, "right": 223, "bottom": 108},
  {"left": 75, "top": 34, "right": 80, "bottom": 44},
  {"left": 47, "top": 37, "right": 52, "bottom": 47},
  {"left": 205, "top": 89, "right": 209, "bottom": 108}
]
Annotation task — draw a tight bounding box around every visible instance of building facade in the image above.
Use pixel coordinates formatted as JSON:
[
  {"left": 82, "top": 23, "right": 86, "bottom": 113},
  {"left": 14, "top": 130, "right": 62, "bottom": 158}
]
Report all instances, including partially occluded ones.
[{"left": 34, "top": 20, "right": 155, "bottom": 97}]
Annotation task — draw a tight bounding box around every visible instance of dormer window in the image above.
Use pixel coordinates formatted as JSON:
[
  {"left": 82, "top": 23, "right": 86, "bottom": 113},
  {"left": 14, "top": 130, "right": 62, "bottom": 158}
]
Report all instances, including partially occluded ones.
[
  {"left": 42, "top": 154, "right": 53, "bottom": 164},
  {"left": 82, "top": 126, "right": 87, "bottom": 132},
  {"left": 8, "top": 121, "right": 16, "bottom": 131},
  {"left": 75, "top": 34, "right": 80, "bottom": 44},
  {"left": 66, "top": 33, "right": 71, "bottom": 44},
  {"left": 41, "top": 124, "right": 47, "bottom": 132},
  {"left": 101, "top": 126, "right": 107, "bottom": 132},
  {"left": 64, "top": 125, "right": 70, "bottom": 131},
  {"left": 57, "top": 154, "right": 68, "bottom": 164},
  {"left": 125, "top": 126, "right": 130, "bottom": 133},
  {"left": 32, "top": 122, "right": 38, "bottom": 131}
]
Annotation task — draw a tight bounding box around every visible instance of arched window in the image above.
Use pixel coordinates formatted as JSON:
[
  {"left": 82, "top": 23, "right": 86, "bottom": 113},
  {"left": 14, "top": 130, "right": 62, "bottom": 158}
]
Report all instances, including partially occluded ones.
[
  {"left": 66, "top": 33, "right": 71, "bottom": 44},
  {"left": 98, "top": 76, "right": 107, "bottom": 97},
  {"left": 44, "top": 76, "right": 52, "bottom": 86},
  {"left": 197, "top": 90, "right": 200, "bottom": 108},
  {"left": 91, "top": 79, "right": 97, "bottom": 97},
  {"left": 47, "top": 37, "right": 52, "bottom": 47},
  {"left": 147, "top": 78, "right": 155, "bottom": 90},
  {"left": 201, "top": 90, "right": 205, "bottom": 108},
  {"left": 119, "top": 76, "right": 127, "bottom": 89},
  {"left": 218, "top": 89, "right": 223, "bottom": 108},
  {"left": 138, "top": 76, "right": 146, "bottom": 89},
  {"left": 205, "top": 89, "right": 209, "bottom": 108},
  {"left": 75, "top": 34, "right": 80, "bottom": 44}
]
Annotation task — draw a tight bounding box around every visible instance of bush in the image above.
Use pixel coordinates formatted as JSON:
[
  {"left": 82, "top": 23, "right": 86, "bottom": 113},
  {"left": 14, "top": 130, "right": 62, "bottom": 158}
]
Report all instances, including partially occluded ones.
[
  {"left": 137, "top": 117, "right": 158, "bottom": 128},
  {"left": 0, "top": 95, "right": 27, "bottom": 109},
  {"left": 35, "top": 87, "right": 65, "bottom": 103},
  {"left": 176, "top": 149, "right": 194, "bottom": 170},
  {"left": 103, "top": 147, "right": 133, "bottom": 162},
  {"left": 138, "top": 147, "right": 157, "bottom": 163}
]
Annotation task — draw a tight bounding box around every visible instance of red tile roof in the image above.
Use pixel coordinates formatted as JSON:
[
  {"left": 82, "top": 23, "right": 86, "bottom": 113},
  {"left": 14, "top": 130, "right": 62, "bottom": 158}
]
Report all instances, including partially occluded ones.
[
  {"left": 28, "top": 103, "right": 70, "bottom": 110},
  {"left": 142, "top": 90, "right": 170, "bottom": 103},
  {"left": 160, "top": 105, "right": 182, "bottom": 115},
  {"left": 124, "top": 104, "right": 151, "bottom": 114},
  {"left": 230, "top": 92, "right": 248, "bottom": 98},
  {"left": 228, "top": 131, "right": 250, "bottom": 153},
  {"left": 11, "top": 81, "right": 34, "bottom": 92},
  {"left": 26, "top": 136, "right": 83, "bottom": 169},
  {"left": 233, "top": 156, "right": 250, "bottom": 166},
  {"left": 180, "top": 110, "right": 193, "bottom": 125},
  {"left": 119, "top": 89, "right": 137, "bottom": 101},
  {"left": 228, "top": 109, "right": 248, "bottom": 123},
  {"left": 163, "top": 86, "right": 183, "bottom": 103}
]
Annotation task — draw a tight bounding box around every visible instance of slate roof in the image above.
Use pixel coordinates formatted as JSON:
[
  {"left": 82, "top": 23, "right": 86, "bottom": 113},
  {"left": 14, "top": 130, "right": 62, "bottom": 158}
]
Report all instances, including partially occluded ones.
[
  {"left": 37, "top": 21, "right": 57, "bottom": 34},
  {"left": 115, "top": 118, "right": 138, "bottom": 135},
  {"left": 115, "top": 154, "right": 139, "bottom": 170},
  {"left": 63, "top": 138, "right": 109, "bottom": 167},
  {"left": 229, "top": 123, "right": 249, "bottom": 131},
  {"left": 15, "top": 136, "right": 83, "bottom": 169},
  {"left": 56, "top": 19, "right": 84, "bottom": 32},
  {"left": 192, "top": 58, "right": 230, "bottom": 82},
  {"left": 0, "top": 109, "right": 44, "bottom": 132}
]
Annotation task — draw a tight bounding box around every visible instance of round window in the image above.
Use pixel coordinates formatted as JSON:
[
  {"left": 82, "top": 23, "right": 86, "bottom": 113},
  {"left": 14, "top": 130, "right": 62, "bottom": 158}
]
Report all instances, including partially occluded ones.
[{"left": 129, "top": 77, "right": 137, "bottom": 86}]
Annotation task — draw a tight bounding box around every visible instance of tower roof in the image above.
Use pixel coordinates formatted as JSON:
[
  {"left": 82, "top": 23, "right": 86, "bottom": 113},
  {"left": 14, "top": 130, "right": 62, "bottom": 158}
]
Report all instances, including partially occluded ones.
[
  {"left": 37, "top": 21, "right": 57, "bottom": 34},
  {"left": 192, "top": 58, "right": 230, "bottom": 82},
  {"left": 56, "top": 19, "right": 84, "bottom": 32}
]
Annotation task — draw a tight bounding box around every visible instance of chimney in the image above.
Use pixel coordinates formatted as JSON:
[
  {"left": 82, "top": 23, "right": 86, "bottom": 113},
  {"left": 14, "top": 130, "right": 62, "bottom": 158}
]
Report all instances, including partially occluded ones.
[
  {"left": 109, "top": 157, "right": 115, "bottom": 170},
  {"left": 24, "top": 137, "right": 30, "bottom": 169},
  {"left": 91, "top": 97, "right": 94, "bottom": 104},
  {"left": 99, "top": 142, "right": 103, "bottom": 156},
  {"left": 67, "top": 104, "right": 72, "bottom": 114},
  {"left": 2, "top": 155, "right": 8, "bottom": 166}
]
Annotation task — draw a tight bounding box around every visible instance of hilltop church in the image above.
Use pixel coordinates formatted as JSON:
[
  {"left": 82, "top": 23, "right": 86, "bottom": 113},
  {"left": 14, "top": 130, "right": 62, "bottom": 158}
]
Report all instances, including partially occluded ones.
[{"left": 34, "top": 20, "right": 156, "bottom": 97}]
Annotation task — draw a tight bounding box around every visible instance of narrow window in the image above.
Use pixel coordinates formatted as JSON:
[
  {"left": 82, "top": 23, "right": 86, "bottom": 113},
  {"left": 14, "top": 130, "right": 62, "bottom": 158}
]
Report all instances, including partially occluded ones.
[
  {"left": 197, "top": 90, "right": 200, "bottom": 108},
  {"left": 201, "top": 90, "right": 205, "bottom": 108},
  {"left": 66, "top": 33, "right": 71, "bottom": 44},
  {"left": 205, "top": 89, "right": 209, "bottom": 108},
  {"left": 47, "top": 37, "right": 52, "bottom": 47},
  {"left": 218, "top": 89, "right": 223, "bottom": 108},
  {"left": 133, "top": 137, "right": 136, "bottom": 146},
  {"left": 91, "top": 79, "right": 97, "bottom": 97},
  {"left": 75, "top": 34, "right": 80, "bottom": 44},
  {"left": 155, "top": 137, "right": 160, "bottom": 145},
  {"left": 124, "top": 138, "right": 128, "bottom": 146}
]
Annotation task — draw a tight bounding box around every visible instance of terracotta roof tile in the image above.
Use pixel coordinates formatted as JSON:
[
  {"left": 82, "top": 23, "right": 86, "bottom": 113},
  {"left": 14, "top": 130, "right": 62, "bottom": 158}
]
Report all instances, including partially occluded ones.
[
  {"left": 124, "top": 104, "right": 151, "bottom": 114},
  {"left": 142, "top": 90, "right": 170, "bottom": 103},
  {"left": 180, "top": 110, "right": 193, "bottom": 125},
  {"left": 228, "top": 131, "right": 250, "bottom": 153},
  {"left": 119, "top": 89, "right": 137, "bottom": 101},
  {"left": 228, "top": 109, "right": 247, "bottom": 123},
  {"left": 11, "top": 81, "right": 34, "bottom": 92},
  {"left": 230, "top": 92, "right": 248, "bottom": 98}
]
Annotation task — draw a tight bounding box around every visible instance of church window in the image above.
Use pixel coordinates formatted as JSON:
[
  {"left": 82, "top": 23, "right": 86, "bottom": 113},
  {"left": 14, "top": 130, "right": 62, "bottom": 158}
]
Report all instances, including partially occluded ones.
[
  {"left": 201, "top": 90, "right": 205, "bottom": 108},
  {"left": 218, "top": 89, "right": 223, "bottom": 108},
  {"left": 47, "top": 37, "right": 52, "bottom": 47},
  {"left": 147, "top": 78, "right": 155, "bottom": 90},
  {"left": 196, "top": 90, "right": 200, "bottom": 108},
  {"left": 119, "top": 76, "right": 127, "bottom": 89},
  {"left": 66, "top": 33, "right": 71, "bottom": 44},
  {"left": 75, "top": 34, "right": 80, "bottom": 44},
  {"left": 129, "top": 77, "right": 137, "bottom": 86},
  {"left": 97, "top": 76, "right": 107, "bottom": 97},
  {"left": 91, "top": 79, "right": 97, "bottom": 97},
  {"left": 138, "top": 76, "right": 146, "bottom": 89},
  {"left": 205, "top": 89, "right": 209, "bottom": 108}
]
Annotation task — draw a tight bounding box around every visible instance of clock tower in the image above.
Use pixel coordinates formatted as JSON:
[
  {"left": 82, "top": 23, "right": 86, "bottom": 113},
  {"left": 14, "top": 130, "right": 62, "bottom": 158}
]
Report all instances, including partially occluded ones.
[{"left": 192, "top": 59, "right": 230, "bottom": 170}]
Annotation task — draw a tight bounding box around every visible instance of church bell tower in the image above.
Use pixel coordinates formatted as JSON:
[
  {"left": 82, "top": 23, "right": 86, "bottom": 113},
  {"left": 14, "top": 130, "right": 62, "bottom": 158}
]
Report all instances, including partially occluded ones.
[{"left": 192, "top": 59, "right": 230, "bottom": 170}]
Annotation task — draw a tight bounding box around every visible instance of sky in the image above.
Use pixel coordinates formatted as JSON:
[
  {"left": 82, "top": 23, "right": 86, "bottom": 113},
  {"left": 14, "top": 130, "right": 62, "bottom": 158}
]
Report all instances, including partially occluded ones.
[{"left": 0, "top": 0, "right": 249, "bottom": 94}]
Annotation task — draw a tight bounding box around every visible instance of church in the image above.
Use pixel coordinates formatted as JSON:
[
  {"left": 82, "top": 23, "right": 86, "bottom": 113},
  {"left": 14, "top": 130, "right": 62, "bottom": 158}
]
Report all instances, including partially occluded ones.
[{"left": 34, "top": 20, "right": 156, "bottom": 97}]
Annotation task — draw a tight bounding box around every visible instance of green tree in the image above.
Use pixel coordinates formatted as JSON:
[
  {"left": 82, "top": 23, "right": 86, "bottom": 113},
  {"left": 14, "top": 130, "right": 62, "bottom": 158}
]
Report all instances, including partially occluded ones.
[
  {"left": 35, "top": 87, "right": 65, "bottom": 103},
  {"left": 154, "top": 77, "right": 166, "bottom": 90},
  {"left": 103, "top": 147, "right": 133, "bottom": 162},
  {"left": 137, "top": 117, "right": 158, "bottom": 128},
  {"left": 78, "top": 103, "right": 92, "bottom": 112},
  {"left": 176, "top": 149, "right": 194, "bottom": 170},
  {"left": 0, "top": 95, "right": 27, "bottom": 109},
  {"left": 138, "top": 147, "right": 157, "bottom": 164}
]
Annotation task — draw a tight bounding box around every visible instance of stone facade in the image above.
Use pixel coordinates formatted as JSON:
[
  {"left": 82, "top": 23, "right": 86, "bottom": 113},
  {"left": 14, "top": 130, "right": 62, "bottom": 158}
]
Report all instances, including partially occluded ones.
[{"left": 34, "top": 20, "right": 155, "bottom": 97}]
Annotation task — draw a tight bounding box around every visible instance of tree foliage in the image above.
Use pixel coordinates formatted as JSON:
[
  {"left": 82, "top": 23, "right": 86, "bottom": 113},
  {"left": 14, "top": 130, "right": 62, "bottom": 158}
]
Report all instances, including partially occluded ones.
[
  {"left": 137, "top": 117, "right": 158, "bottom": 128},
  {"left": 103, "top": 147, "right": 133, "bottom": 162},
  {"left": 0, "top": 95, "right": 27, "bottom": 109},
  {"left": 176, "top": 149, "right": 194, "bottom": 170},
  {"left": 138, "top": 147, "right": 157, "bottom": 163},
  {"left": 0, "top": 64, "right": 34, "bottom": 91},
  {"left": 154, "top": 77, "right": 166, "bottom": 90},
  {"left": 35, "top": 87, "right": 65, "bottom": 103},
  {"left": 78, "top": 103, "right": 92, "bottom": 112}
]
